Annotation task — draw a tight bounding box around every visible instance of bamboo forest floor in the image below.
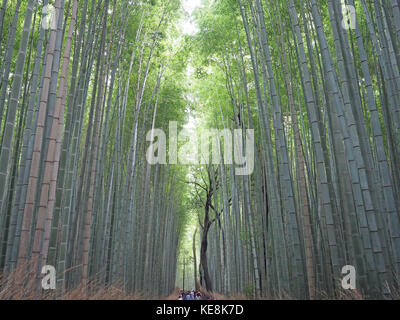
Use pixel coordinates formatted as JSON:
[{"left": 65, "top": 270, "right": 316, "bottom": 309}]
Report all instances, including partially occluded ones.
[{"left": 1, "top": 263, "right": 396, "bottom": 300}]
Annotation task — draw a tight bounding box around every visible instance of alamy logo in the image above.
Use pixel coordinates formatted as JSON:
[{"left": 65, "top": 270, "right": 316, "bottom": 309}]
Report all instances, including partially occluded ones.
[
  {"left": 341, "top": 4, "right": 356, "bottom": 30},
  {"left": 41, "top": 265, "right": 56, "bottom": 290},
  {"left": 341, "top": 265, "right": 356, "bottom": 290},
  {"left": 42, "top": 4, "right": 56, "bottom": 31},
  {"left": 146, "top": 121, "right": 254, "bottom": 176}
]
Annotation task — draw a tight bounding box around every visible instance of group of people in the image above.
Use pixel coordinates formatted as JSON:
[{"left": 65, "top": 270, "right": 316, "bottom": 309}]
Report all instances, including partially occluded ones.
[{"left": 178, "top": 289, "right": 210, "bottom": 300}]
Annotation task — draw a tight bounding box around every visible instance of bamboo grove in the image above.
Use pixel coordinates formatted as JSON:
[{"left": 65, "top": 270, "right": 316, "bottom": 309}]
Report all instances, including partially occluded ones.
[
  {"left": 189, "top": 0, "right": 400, "bottom": 299},
  {"left": 0, "top": 0, "right": 190, "bottom": 298},
  {"left": 0, "top": 0, "right": 400, "bottom": 300}
]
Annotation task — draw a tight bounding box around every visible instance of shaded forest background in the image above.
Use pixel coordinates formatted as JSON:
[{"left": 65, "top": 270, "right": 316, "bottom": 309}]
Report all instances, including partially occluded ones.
[{"left": 0, "top": 0, "right": 400, "bottom": 300}]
